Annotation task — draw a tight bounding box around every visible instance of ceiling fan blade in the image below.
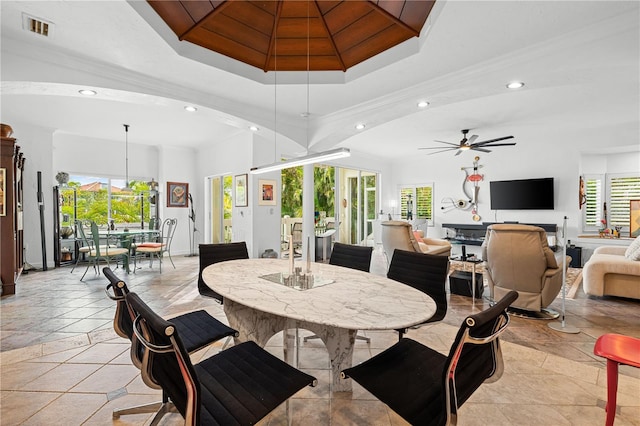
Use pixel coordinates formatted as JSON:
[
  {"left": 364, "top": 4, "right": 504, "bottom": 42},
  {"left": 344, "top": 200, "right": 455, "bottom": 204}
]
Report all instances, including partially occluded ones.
[
  {"left": 426, "top": 147, "right": 458, "bottom": 155},
  {"left": 433, "top": 140, "right": 461, "bottom": 147},
  {"left": 470, "top": 147, "right": 492, "bottom": 153},
  {"left": 479, "top": 142, "right": 516, "bottom": 147},
  {"left": 418, "top": 146, "right": 458, "bottom": 150},
  {"left": 454, "top": 149, "right": 463, "bottom": 156},
  {"left": 467, "top": 134, "right": 479, "bottom": 144},
  {"left": 472, "top": 136, "right": 514, "bottom": 147}
]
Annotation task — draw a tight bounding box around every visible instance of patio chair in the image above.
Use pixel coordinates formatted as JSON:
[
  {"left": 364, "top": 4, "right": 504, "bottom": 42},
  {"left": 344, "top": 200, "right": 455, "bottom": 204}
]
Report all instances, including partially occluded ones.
[{"left": 135, "top": 218, "right": 177, "bottom": 272}]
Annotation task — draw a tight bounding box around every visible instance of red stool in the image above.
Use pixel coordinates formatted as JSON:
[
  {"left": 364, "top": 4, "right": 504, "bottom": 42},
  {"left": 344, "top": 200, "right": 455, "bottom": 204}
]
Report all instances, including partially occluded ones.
[{"left": 593, "top": 333, "right": 640, "bottom": 426}]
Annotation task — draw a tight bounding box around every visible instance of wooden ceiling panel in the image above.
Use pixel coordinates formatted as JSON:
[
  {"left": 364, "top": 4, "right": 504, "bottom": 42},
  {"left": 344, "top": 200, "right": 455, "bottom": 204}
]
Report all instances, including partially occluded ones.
[
  {"left": 223, "top": 2, "right": 275, "bottom": 36},
  {"left": 199, "top": 13, "right": 271, "bottom": 52},
  {"left": 273, "top": 38, "right": 335, "bottom": 56},
  {"left": 332, "top": 12, "right": 395, "bottom": 52},
  {"left": 148, "top": 0, "right": 433, "bottom": 71},
  {"left": 187, "top": 29, "right": 267, "bottom": 65},
  {"left": 276, "top": 17, "right": 327, "bottom": 38},
  {"left": 322, "top": 1, "right": 376, "bottom": 34},
  {"left": 267, "top": 55, "right": 343, "bottom": 71},
  {"left": 179, "top": 1, "right": 216, "bottom": 23}
]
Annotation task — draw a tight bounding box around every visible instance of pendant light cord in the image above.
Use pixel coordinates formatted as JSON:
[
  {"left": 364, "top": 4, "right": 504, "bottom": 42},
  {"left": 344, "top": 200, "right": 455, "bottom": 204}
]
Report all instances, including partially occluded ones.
[{"left": 123, "top": 124, "right": 129, "bottom": 188}]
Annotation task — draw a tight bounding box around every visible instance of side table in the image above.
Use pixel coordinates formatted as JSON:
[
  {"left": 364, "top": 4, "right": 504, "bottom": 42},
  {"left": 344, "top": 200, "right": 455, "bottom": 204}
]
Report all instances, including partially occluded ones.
[{"left": 450, "top": 255, "right": 483, "bottom": 309}]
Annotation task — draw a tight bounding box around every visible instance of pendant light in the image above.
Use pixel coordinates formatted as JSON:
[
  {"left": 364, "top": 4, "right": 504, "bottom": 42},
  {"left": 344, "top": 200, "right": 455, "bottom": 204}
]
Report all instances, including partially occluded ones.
[{"left": 249, "top": 1, "right": 350, "bottom": 175}]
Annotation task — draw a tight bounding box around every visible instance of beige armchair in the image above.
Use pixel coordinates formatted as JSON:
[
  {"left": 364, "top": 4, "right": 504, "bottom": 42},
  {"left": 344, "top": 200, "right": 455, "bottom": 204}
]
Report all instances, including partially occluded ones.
[
  {"left": 381, "top": 221, "right": 451, "bottom": 265},
  {"left": 482, "top": 224, "right": 567, "bottom": 318}
]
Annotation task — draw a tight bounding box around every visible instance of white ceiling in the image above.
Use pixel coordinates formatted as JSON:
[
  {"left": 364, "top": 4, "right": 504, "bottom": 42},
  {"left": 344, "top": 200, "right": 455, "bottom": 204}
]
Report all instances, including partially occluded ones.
[{"left": 1, "top": 1, "right": 638, "bottom": 160}]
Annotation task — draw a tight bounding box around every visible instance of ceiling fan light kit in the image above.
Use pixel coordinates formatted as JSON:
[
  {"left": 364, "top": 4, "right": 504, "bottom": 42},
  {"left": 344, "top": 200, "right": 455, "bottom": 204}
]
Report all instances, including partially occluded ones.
[{"left": 419, "top": 129, "right": 516, "bottom": 156}]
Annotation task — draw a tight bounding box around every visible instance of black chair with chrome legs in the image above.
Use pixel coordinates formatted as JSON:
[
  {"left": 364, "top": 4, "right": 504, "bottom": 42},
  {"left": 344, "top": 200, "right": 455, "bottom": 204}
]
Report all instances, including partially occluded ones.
[
  {"left": 342, "top": 291, "right": 517, "bottom": 426},
  {"left": 386, "top": 249, "right": 450, "bottom": 340},
  {"left": 197, "top": 241, "right": 249, "bottom": 303},
  {"left": 103, "top": 267, "right": 238, "bottom": 424},
  {"left": 126, "top": 291, "right": 317, "bottom": 425}
]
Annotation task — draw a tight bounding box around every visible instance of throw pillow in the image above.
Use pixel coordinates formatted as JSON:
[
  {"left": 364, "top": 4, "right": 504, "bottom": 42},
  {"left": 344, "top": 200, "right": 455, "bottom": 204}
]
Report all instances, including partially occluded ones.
[{"left": 624, "top": 236, "right": 640, "bottom": 260}]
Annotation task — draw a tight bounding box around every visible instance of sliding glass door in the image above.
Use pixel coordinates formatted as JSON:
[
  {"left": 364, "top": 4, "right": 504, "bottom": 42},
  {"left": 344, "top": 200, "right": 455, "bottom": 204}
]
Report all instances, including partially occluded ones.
[{"left": 208, "top": 175, "right": 233, "bottom": 244}]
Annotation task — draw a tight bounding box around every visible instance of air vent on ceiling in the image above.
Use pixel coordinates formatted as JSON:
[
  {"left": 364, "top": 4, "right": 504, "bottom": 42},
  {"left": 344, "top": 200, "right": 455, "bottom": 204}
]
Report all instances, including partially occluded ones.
[{"left": 22, "top": 13, "right": 54, "bottom": 38}]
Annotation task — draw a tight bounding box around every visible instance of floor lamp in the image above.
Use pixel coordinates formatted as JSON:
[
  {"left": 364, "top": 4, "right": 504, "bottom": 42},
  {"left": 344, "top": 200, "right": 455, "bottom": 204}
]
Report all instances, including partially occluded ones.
[{"left": 549, "top": 216, "right": 580, "bottom": 334}]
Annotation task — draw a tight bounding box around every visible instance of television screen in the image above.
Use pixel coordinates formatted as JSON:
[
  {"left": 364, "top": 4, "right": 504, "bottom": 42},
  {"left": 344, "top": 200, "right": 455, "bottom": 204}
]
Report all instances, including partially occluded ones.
[{"left": 490, "top": 178, "right": 554, "bottom": 210}]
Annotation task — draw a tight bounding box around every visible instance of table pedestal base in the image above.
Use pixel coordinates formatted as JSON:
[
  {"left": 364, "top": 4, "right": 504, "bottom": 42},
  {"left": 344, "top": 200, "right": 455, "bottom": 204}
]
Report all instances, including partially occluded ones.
[{"left": 224, "top": 300, "right": 357, "bottom": 392}]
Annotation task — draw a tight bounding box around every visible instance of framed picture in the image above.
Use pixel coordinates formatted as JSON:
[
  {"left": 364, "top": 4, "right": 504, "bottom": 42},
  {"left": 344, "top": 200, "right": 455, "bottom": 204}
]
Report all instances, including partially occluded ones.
[
  {"left": 0, "top": 168, "right": 5, "bottom": 216},
  {"left": 167, "top": 181, "right": 189, "bottom": 208},
  {"left": 235, "top": 174, "right": 248, "bottom": 207},
  {"left": 630, "top": 199, "right": 640, "bottom": 238},
  {"left": 258, "top": 179, "right": 277, "bottom": 206}
]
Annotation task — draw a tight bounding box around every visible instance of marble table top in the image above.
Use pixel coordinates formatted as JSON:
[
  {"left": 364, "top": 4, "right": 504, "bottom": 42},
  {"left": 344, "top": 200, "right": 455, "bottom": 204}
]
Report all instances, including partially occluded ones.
[{"left": 202, "top": 258, "right": 435, "bottom": 331}]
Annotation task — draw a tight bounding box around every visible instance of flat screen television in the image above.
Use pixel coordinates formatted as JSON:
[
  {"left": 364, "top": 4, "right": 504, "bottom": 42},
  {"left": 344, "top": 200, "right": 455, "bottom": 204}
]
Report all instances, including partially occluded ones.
[{"left": 490, "top": 177, "right": 554, "bottom": 210}]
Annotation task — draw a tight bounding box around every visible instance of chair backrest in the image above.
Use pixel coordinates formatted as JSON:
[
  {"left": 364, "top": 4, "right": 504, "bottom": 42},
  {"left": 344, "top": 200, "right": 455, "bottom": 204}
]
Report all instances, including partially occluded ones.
[
  {"left": 440, "top": 290, "right": 517, "bottom": 424},
  {"left": 387, "top": 249, "right": 450, "bottom": 323},
  {"left": 197, "top": 242, "right": 249, "bottom": 302},
  {"left": 126, "top": 291, "right": 201, "bottom": 424},
  {"left": 381, "top": 221, "right": 422, "bottom": 262},
  {"left": 160, "top": 218, "right": 177, "bottom": 252},
  {"left": 291, "top": 221, "right": 303, "bottom": 245},
  {"left": 75, "top": 219, "right": 92, "bottom": 248},
  {"left": 482, "top": 224, "right": 557, "bottom": 294},
  {"left": 329, "top": 242, "right": 373, "bottom": 272},
  {"left": 103, "top": 267, "right": 131, "bottom": 339},
  {"left": 89, "top": 221, "right": 103, "bottom": 257}
]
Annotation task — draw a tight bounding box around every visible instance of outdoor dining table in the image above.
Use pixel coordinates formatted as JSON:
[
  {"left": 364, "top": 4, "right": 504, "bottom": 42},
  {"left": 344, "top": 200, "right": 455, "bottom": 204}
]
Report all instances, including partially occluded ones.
[
  {"left": 202, "top": 258, "right": 435, "bottom": 392},
  {"left": 96, "top": 229, "right": 160, "bottom": 273}
]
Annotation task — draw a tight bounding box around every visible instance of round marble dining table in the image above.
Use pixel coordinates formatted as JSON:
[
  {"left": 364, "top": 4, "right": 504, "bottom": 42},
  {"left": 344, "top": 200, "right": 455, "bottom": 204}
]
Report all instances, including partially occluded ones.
[{"left": 202, "top": 258, "right": 436, "bottom": 392}]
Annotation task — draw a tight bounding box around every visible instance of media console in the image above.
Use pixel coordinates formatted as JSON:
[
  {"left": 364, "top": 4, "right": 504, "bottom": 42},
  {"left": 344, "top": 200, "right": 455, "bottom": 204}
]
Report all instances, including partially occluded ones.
[{"left": 442, "top": 222, "right": 558, "bottom": 246}]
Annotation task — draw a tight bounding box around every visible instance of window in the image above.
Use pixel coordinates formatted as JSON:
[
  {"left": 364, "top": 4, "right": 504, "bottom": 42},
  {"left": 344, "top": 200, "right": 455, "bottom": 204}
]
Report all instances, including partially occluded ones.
[
  {"left": 69, "top": 175, "right": 153, "bottom": 227},
  {"left": 398, "top": 183, "right": 434, "bottom": 225},
  {"left": 582, "top": 173, "right": 640, "bottom": 232}
]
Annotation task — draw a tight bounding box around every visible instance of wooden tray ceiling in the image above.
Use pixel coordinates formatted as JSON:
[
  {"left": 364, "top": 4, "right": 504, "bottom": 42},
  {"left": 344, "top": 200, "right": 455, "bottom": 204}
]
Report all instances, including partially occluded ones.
[{"left": 148, "top": 0, "right": 435, "bottom": 72}]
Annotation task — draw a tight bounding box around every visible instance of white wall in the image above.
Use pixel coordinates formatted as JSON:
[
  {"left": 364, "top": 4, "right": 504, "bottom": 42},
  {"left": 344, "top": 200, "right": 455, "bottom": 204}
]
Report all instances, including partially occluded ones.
[
  {"left": 5, "top": 121, "right": 55, "bottom": 269},
  {"left": 386, "top": 119, "right": 640, "bottom": 251}
]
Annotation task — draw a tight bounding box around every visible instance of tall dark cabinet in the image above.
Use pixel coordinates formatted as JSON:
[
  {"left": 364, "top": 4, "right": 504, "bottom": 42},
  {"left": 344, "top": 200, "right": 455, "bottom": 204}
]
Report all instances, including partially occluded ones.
[{"left": 1, "top": 124, "right": 26, "bottom": 296}]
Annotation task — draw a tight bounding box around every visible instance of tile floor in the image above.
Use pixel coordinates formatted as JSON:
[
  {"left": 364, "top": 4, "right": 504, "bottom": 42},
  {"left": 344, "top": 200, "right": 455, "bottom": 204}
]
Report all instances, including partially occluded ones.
[{"left": 1, "top": 249, "right": 639, "bottom": 425}]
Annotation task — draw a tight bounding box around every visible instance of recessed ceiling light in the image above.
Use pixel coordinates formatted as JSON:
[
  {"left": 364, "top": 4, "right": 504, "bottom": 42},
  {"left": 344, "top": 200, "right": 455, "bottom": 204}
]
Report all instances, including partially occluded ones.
[
  {"left": 249, "top": 125, "right": 259, "bottom": 132},
  {"left": 184, "top": 106, "right": 197, "bottom": 112},
  {"left": 417, "top": 101, "right": 430, "bottom": 108},
  {"left": 78, "top": 89, "right": 97, "bottom": 96},
  {"left": 506, "top": 81, "right": 525, "bottom": 89},
  {"left": 355, "top": 123, "right": 366, "bottom": 130}
]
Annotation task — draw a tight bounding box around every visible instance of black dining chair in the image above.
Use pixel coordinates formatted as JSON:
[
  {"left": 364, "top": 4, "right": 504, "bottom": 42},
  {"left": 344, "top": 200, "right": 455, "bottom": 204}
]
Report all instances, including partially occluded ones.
[
  {"left": 329, "top": 242, "right": 374, "bottom": 272},
  {"left": 304, "top": 242, "right": 374, "bottom": 343},
  {"left": 103, "top": 267, "right": 239, "bottom": 423},
  {"left": 341, "top": 290, "right": 518, "bottom": 426},
  {"left": 197, "top": 242, "right": 249, "bottom": 303},
  {"left": 126, "top": 290, "right": 317, "bottom": 425},
  {"left": 387, "top": 249, "right": 450, "bottom": 339}
]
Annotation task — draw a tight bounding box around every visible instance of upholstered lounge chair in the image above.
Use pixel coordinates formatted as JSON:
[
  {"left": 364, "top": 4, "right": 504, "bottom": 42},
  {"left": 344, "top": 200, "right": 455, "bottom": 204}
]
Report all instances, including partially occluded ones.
[
  {"left": 482, "top": 224, "right": 569, "bottom": 318},
  {"left": 381, "top": 220, "right": 451, "bottom": 265}
]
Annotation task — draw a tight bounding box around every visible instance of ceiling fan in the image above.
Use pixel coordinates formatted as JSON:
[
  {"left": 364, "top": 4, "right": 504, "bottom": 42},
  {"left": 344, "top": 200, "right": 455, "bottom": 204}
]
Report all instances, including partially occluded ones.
[{"left": 419, "top": 129, "right": 516, "bottom": 156}]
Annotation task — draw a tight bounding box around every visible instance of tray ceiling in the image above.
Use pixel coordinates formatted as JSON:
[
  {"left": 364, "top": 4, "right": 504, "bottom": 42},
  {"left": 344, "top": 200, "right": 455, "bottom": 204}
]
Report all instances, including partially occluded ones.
[{"left": 148, "top": 0, "right": 435, "bottom": 72}]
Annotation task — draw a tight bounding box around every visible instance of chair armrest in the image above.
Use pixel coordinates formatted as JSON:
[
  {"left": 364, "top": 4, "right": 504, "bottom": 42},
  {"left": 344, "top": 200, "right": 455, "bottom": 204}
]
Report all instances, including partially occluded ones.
[{"left": 594, "top": 246, "right": 627, "bottom": 256}]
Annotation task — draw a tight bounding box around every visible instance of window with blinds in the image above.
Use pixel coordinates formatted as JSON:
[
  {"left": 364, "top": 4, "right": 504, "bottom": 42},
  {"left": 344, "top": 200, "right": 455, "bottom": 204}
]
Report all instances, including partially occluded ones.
[
  {"left": 398, "top": 183, "right": 433, "bottom": 225},
  {"left": 608, "top": 174, "right": 640, "bottom": 228},
  {"left": 582, "top": 173, "right": 640, "bottom": 232}
]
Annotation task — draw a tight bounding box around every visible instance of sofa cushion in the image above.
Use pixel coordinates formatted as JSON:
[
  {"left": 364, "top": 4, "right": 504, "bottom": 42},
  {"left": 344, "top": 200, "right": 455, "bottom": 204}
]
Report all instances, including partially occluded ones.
[{"left": 625, "top": 236, "right": 640, "bottom": 260}]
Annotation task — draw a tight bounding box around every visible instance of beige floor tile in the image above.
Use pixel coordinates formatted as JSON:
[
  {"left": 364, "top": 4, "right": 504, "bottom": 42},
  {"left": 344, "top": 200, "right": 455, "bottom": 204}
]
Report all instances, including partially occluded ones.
[
  {"left": 1, "top": 361, "right": 57, "bottom": 390},
  {"left": 0, "top": 390, "right": 61, "bottom": 425},
  {"left": 19, "top": 363, "right": 102, "bottom": 392},
  {"left": 69, "top": 342, "right": 129, "bottom": 364},
  {"left": 72, "top": 364, "right": 140, "bottom": 393},
  {"left": 21, "top": 392, "right": 107, "bottom": 425}
]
